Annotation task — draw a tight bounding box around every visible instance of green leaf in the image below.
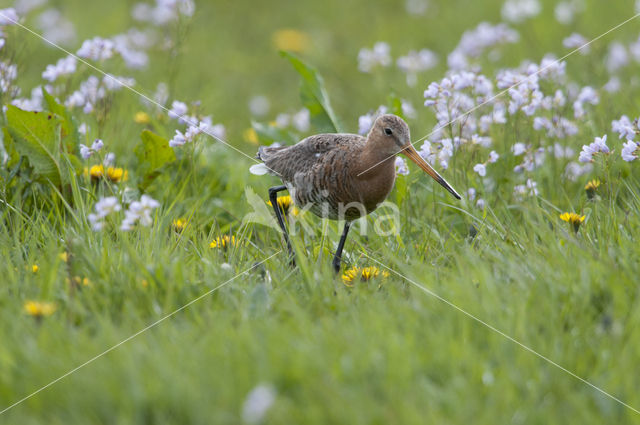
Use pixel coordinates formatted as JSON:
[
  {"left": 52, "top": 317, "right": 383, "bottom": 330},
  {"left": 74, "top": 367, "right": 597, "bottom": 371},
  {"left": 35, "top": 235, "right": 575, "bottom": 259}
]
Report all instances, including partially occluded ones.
[
  {"left": 251, "top": 121, "right": 298, "bottom": 144},
  {"left": 5, "top": 105, "right": 65, "bottom": 186},
  {"left": 280, "top": 51, "right": 342, "bottom": 133},
  {"left": 134, "top": 130, "right": 176, "bottom": 190},
  {"left": 42, "top": 87, "right": 77, "bottom": 144}
]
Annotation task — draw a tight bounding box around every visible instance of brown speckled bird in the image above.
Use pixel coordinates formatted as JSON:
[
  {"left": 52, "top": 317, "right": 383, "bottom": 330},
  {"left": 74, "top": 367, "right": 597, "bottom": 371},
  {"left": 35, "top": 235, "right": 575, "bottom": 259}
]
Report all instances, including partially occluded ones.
[{"left": 250, "top": 114, "right": 461, "bottom": 272}]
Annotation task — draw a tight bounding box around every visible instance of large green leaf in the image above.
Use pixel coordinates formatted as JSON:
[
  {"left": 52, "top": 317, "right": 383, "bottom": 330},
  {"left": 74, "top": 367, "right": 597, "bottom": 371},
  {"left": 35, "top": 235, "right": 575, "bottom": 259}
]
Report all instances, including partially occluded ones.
[
  {"left": 5, "top": 105, "right": 65, "bottom": 186},
  {"left": 280, "top": 51, "right": 342, "bottom": 133},
  {"left": 134, "top": 130, "right": 176, "bottom": 190},
  {"left": 42, "top": 87, "right": 77, "bottom": 144}
]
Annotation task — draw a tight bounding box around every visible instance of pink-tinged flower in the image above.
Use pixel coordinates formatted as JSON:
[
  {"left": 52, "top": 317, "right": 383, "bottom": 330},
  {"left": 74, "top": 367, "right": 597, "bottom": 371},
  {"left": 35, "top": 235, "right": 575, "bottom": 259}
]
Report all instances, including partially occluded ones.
[
  {"left": 579, "top": 135, "right": 609, "bottom": 163},
  {"left": 473, "top": 163, "right": 486, "bottom": 177},
  {"left": 612, "top": 115, "right": 636, "bottom": 140}
]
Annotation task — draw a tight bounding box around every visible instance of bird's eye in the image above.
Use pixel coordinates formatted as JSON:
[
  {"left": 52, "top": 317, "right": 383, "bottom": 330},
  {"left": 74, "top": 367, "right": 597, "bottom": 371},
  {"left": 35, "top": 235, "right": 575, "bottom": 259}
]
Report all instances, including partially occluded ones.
[{"left": 384, "top": 128, "right": 393, "bottom": 135}]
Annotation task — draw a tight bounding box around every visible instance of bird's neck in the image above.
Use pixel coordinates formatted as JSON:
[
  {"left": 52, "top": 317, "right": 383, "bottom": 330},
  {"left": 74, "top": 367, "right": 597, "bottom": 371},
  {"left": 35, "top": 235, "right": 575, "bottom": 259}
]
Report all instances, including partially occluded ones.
[{"left": 356, "top": 138, "right": 396, "bottom": 180}]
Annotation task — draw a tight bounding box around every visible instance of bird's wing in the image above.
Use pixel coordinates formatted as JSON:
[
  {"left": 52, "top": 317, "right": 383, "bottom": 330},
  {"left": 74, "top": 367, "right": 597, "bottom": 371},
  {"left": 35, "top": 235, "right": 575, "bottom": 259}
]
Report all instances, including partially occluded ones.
[{"left": 258, "top": 134, "right": 365, "bottom": 181}]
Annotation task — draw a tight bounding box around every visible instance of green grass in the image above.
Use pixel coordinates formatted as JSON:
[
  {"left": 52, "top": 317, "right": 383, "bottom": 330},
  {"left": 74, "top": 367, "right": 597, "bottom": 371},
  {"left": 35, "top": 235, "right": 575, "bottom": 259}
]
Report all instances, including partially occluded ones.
[{"left": 2, "top": 0, "right": 640, "bottom": 423}]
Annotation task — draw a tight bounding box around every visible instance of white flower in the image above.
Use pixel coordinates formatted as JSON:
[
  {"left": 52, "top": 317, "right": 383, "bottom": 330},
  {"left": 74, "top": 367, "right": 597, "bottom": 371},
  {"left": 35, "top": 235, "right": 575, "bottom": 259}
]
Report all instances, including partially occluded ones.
[
  {"left": 564, "top": 161, "right": 593, "bottom": 181},
  {"left": 606, "top": 42, "right": 629, "bottom": 73},
  {"left": 121, "top": 195, "right": 160, "bottom": 231},
  {"left": 579, "top": 135, "right": 609, "bottom": 163},
  {"left": 396, "top": 49, "right": 438, "bottom": 86},
  {"left": 562, "top": 33, "right": 589, "bottom": 53},
  {"left": 502, "top": 0, "right": 541, "bottom": 23},
  {"left": 77, "top": 37, "right": 115, "bottom": 61},
  {"left": 395, "top": 157, "right": 409, "bottom": 175},
  {"left": 488, "top": 150, "right": 499, "bottom": 163},
  {"left": 0, "top": 8, "right": 19, "bottom": 26},
  {"left": 91, "top": 139, "right": 104, "bottom": 151},
  {"left": 168, "top": 100, "right": 188, "bottom": 122},
  {"left": 103, "top": 152, "right": 115, "bottom": 166},
  {"left": 79, "top": 144, "right": 92, "bottom": 159},
  {"left": 467, "top": 187, "right": 476, "bottom": 201},
  {"left": 42, "top": 55, "right": 77, "bottom": 82},
  {"left": 292, "top": 108, "right": 310, "bottom": 132},
  {"left": 473, "top": 163, "right": 486, "bottom": 177},
  {"left": 612, "top": 115, "right": 635, "bottom": 140},
  {"left": 78, "top": 123, "right": 88, "bottom": 135},
  {"left": 405, "top": 0, "right": 428, "bottom": 15},
  {"left": 242, "top": 384, "right": 276, "bottom": 425},
  {"left": 512, "top": 143, "right": 527, "bottom": 156},
  {"left": 357, "top": 42, "right": 391, "bottom": 73},
  {"left": 88, "top": 196, "right": 121, "bottom": 231},
  {"left": 358, "top": 114, "right": 374, "bottom": 135},
  {"left": 622, "top": 141, "right": 639, "bottom": 162},
  {"left": 476, "top": 198, "right": 485, "bottom": 209},
  {"left": 555, "top": 1, "right": 584, "bottom": 25},
  {"left": 604, "top": 77, "right": 621, "bottom": 93},
  {"left": 249, "top": 95, "right": 270, "bottom": 116}
]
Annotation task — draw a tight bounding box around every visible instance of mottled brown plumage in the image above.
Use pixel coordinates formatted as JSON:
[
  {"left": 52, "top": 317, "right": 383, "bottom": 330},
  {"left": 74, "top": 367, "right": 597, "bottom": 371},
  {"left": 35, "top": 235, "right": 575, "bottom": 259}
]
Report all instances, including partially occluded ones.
[{"left": 252, "top": 114, "right": 460, "bottom": 272}]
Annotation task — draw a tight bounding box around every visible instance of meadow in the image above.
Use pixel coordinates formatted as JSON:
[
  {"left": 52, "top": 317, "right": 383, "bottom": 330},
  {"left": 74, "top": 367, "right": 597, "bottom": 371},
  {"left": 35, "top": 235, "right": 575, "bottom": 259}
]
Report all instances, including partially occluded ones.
[{"left": 1, "top": 0, "right": 640, "bottom": 423}]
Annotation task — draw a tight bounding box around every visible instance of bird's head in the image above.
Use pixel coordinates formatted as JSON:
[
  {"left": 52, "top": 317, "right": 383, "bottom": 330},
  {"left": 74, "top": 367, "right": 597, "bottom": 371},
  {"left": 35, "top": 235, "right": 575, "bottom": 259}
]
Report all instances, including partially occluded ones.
[{"left": 369, "top": 114, "right": 461, "bottom": 200}]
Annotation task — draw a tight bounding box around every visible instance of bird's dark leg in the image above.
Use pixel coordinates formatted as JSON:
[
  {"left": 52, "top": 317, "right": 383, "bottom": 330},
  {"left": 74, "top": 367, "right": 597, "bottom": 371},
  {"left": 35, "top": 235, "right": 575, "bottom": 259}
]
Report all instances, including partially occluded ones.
[
  {"left": 332, "top": 221, "right": 351, "bottom": 274},
  {"left": 268, "top": 185, "right": 295, "bottom": 263}
]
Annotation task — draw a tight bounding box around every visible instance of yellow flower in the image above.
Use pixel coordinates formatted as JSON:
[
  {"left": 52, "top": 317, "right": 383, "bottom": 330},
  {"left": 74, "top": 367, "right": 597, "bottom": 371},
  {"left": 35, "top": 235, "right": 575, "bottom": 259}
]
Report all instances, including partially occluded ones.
[
  {"left": 272, "top": 29, "right": 310, "bottom": 52},
  {"left": 559, "top": 212, "right": 585, "bottom": 232},
  {"left": 585, "top": 179, "right": 601, "bottom": 199},
  {"left": 172, "top": 218, "right": 187, "bottom": 232},
  {"left": 31, "top": 264, "right": 39, "bottom": 273},
  {"left": 210, "top": 235, "right": 237, "bottom": 249},
  {"left": 243, "top": 128, "right": 259, "bottom": 145},
  {"left": 267, "top": 195, "right": 294, "bottom": 215},
  {"left": 85, "top": 165, "right": 128, "bottom": 183},
  {"left": 59, "top": 252, "right": 69, "bottom": 263},
  {"left": 134, "top": 111, "right": 151, "bottom": 124},
  {"left": 24, "top": 301, "right": 56, "bottom": 318},
  {"left": 342, "top": 266, "right": 390, "bottom": 287},
  {"left": 141, "top": 279, "right": 149, "bottom": 288}
]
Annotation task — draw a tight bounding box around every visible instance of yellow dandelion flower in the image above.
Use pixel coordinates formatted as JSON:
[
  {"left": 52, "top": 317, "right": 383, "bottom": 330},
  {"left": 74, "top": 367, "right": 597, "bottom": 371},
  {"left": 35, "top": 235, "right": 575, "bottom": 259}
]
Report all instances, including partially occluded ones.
[
  {"left": 243, "top": 128, "right": 259, "bottom": 145},
  {"left": 585, "top": 179, "right": 601, "bottom": 199},
  {"left": 134, "top": 111, "right": 151, "bottom": 124},
  {"left": 272, "top": 29, "right": 311, "bottom": 53},
  {"left": 59, "top": 252, "right": 69, "bottom": 263},
  {"left": 31, "top": 264, "right": 39, "bottom": 273},
  {"left": 24, "top": 301, "right": 56, "bottom": 318},
  {"left": 106, "top": 167, "right": 128, "bottom": 183},
  {"left": 267, "top": 195, "right": 294, "bottom": 215},
  {"left": 172, "top": 218, "right": 188, "bottom": 232},
  {"left": 85, "top": 165, "right": 128, "bottom": 183},
  {"left": 342, "top": 266, "right": 390, "bottom": 287},
  {"left": 141, "top": 279, "right": 149, "bottom": 288},
  {"left": 210, "top": 235, "right": 237, "bottom": 249},
  {"left": 559, "top": 212, "right": 585, "bottom": 232}
]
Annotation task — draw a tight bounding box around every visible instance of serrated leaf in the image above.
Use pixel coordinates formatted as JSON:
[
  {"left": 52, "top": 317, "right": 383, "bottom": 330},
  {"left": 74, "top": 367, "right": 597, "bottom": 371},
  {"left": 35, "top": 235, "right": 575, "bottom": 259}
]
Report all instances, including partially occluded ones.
[
  {"left": 134, "top": 130, "right": 176, "bottom": 190},
  {"left": 42, "top": 87, "right": 76, "bottom": 143},
  {"left": 6, "top": 105, "right": 65, "bottom": 186},
  {"left": 280, "top": 51, "right": 342, "bottom": 133}
]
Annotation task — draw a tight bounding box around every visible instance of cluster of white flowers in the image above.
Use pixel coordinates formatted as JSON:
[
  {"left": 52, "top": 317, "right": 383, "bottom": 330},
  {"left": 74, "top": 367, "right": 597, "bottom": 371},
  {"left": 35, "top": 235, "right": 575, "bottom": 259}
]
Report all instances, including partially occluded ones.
[
  {"left": 274, "top": 108, "right": 310, "bottom": 133},
  {"left": 562, "top": 33, "right": 590, "bottom": 54},
  {"left": 132, "top": 0, "right": 195, "bottom": 26},
  {"left": 554, "top": 0, "right": 585, "bottom": 25},
  {"left": 405, "top": 0, "right": 428, "bottom": 15},
  {"left": 121, "top": 195, "right": 160, "bottom": 231},
  {"left": 396, "top": 49, "right": 438, "bottom": 87},
  {"left": 466, "top": 187, "right": 485, "bottom": 209},
  {"left": 42, "top": 55, "right": 77, "bottom": 82},
  {"left": 248, "top": 95, "right": 270, "bottom": 117},
  {"left": 65, "top": 75, "right": 135, "bottom": 114},
  {"left": 395, "top": 157, "right": 409, "bottom": 176},
  {"left": 611, "top": 115, "right": 640, "bottom": 162},
  {"left": 79, "top": 139, "right": 104, "bottom": 160},
  {"left": 11, "top": 86, "right": 46, "bottom": 111},
  {"left": 357, "top": 105, "right": 388, "bottom": 135},
  {"left": 0, "top": 8, "right": 19, "bottom": 26},
  {"left": 578, "top": 135, "right": 609, "bottom": 163},
  {"left": 448, "top": 22, "right": 519, "bottom": 70},
  {"left": 36, "top": 8, "right": 76, "bottom": 46},
  {"left": 88, "top": 197, "right": 121, "bottom": 231},
  {"left": 501, "top": 0, "right": 541, "bottom": 23},
  {"left": 357, "top": 42, "right": 392, "bottom": 73},
  {"left": 77, "top": 37, "right": 115, "bottom": 61},
  {"left": 513, "top": 178, "right": 539, "bottom": 200},
  {"left": 0, "top": 60, "right": 18, "bottom": 96}
]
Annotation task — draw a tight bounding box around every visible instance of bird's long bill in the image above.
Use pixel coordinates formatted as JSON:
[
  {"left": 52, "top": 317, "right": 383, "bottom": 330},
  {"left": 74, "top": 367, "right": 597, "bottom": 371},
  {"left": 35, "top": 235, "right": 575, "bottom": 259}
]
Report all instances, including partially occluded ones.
[{"left": 402, "top": 145, "right": 461, "bottom": 199}]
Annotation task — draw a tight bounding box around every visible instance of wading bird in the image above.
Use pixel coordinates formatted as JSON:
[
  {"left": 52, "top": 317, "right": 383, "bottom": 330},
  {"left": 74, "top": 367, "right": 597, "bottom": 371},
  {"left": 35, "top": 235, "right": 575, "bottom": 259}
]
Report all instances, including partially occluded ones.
[{"left": 250, "top": 114, "right": 461, "bottom": 272}]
